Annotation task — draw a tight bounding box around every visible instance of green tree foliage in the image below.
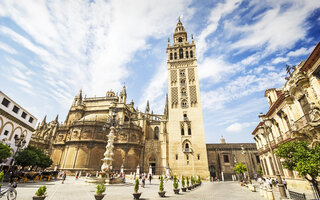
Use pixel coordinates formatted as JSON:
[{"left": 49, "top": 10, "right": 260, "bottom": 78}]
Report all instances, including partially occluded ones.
[
  {"left": 234, "top": 163, "right": 247, "bottom": 176},
  {"left": 0, "top": 143, "right": 12, "bottom": 162},
  {"left": 134, "top": 178, "right": 139, "bottom": 193},
  {"left": 186, "top": 176, "right": 190, "bottom": 187},
  {"left": 159, "top": 175, "right": 164, "bottom": 192},
  {"left": 275, "top": 141, "right": 320, "bottom": 197},
  {"left": 96, "top": 183, "right": 106, "bottom": 195},
  {"left": 197, "top": 175, "right": 201, "bottom": 184},
  {"left": 191, "top": 176, "right": 195, "bottom": 185},
  {"left": 15, "top": 146, "right": 52, "bottom": 169},
  {"left": 35, "top": 186, "right": 47, "bottom": 197},
  {"left": 173, "top": 175, "right": 178, "bottom": 189},
  {"left": 181, "top": 176, "right": 185, "bottom": 188},
  {"left": 257, "top": 165, "right": 263, "bottom": 177}
]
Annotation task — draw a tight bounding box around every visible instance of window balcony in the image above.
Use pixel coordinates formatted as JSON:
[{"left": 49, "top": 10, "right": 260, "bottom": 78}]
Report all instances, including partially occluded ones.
[{"left": 183, "top": 148, "right": 193, "bottom": 153}]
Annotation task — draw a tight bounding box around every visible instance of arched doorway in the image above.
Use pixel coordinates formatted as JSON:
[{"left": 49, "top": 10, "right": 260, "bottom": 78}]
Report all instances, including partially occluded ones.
[
  {"left": 209, "top": 165, "right": 216, "bottom": 178},
  {"left": 148, "top": 154, "right": 156, "bottom": 175}
]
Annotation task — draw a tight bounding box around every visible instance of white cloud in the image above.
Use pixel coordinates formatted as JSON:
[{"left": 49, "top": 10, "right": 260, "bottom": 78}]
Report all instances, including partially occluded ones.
[
  {"left": 0, "top": 41, "right": 17, "bottom": 54},
  {"left": 287, "top": 46, "right": 314, "bottom": 57},
  {"left": 226, "top": 122, "right": 256, "bottom": 133},
  {"left": 272, "top": 56, "right": 289, "bottom": 64}
]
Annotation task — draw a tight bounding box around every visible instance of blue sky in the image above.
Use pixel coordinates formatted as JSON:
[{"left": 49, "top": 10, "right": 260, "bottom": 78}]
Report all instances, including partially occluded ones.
[{"left": 0, "top": 0, "right": 320, "bottom": 144}]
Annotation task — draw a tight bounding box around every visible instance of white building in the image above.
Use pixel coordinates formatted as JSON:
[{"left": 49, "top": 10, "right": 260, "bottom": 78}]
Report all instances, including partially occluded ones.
[{"left": 0, "top": 91, "right": 37, "bottom": 165}]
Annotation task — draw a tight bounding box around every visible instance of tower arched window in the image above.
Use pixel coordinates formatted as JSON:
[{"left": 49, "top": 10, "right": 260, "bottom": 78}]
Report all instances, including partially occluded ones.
[
  {"left": 178, "top": 37, "right": 182, "bottom": 42},
  {"left": 181, "top": 89, "right": 187, "bottom": 96},
  {"left": 185, "top": 143, "right": 189, "bottom": 150},
  {"left": 154, "top": 126, "right": 159, "bottom": 140},
  {"left": 174, "top": 52, "right": 177, "bottom": 59},
  {"left": 181, "top": 128, "right": 184, "bottom": 135},
  {"left": 179, "top": 48, "right": 183, "bottom": 59},
  {"left": 190, "top": 51, "right": 193, "bottom": 58},
  {"left": 188, "top": 128, "right": 191, "bottom": 135},
  {"left": 181, "top": 100, "right": 188, "bottom": 108},
  {"left": 170, "top": 53, "right": 173, "bottom": 60},
  {"left": 186, "top": 51, "right": 189, "bottom": 58},
  {"left": 180, "top": 79, "right": 185, "bottom": 86}
]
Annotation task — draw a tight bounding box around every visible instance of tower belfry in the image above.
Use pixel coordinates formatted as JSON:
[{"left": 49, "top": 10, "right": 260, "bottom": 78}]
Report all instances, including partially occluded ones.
[{"left": 166, "top": 19, "right": 209, "bottom": 178}]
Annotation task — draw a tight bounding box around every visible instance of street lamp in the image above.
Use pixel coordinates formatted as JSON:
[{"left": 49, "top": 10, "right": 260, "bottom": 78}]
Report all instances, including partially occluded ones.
[
  {"left": 240, "top": 145, "right": 252, "bottom": 184},
  {"left": 258, "top": 113, "right": 287, "bottom": 199},
  {"left": 10, "top": 134, "right": 27, "bottom": 166}
]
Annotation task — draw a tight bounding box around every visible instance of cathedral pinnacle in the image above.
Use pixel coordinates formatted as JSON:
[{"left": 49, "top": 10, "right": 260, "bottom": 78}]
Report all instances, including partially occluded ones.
[
  {"left": 41, "top": 115, "right": 47, "bottom": 126},
  {"left": 145, "top": 100, "right": 150, "bottom": 113}
]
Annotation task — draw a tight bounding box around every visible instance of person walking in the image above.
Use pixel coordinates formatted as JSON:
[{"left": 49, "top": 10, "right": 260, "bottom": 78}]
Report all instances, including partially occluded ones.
[
  {"left": 283, "top": 178, "right": 287, "bottom": 190},
  {"left": 149, "top": 173, "right": 152, "bottom": 184},
  {"left": 62, "top": 171, "right": 66, "bottom": 184},
  {"left": 141, "top": 173, "right": 145, "bottom": 188}
]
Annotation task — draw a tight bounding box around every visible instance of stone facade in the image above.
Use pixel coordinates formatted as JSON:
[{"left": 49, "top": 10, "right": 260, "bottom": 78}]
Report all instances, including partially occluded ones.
[
  {"left": 252, "top": 41, "right": 320, "bottom": 190},
  {"left": 206, "top": 138, "right": 259, "bottom": 181},
  {"left": 30, "top": 20, "right": 210, "bottom": 178}
]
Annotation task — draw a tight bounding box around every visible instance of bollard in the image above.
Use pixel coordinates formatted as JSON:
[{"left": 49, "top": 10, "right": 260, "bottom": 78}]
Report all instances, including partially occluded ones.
[{"left": 267, "top": 189, "right": 275, "bottom": 200}]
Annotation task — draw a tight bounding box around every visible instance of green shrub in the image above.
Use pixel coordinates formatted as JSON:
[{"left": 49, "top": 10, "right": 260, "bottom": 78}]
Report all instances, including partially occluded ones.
[
  {"left": 159, "top": 176, "right": 164, "bottom": 192},
  {"left": 96, "top": 183, "right": 106, "bottom": 195},
  {"left": 186, "top": 176, "right": 190, "bottom": 187},
  {"left": 197, "top": 175, "right": 201, "bottom": 184},
  {"left": 173, "top": 175, "right": 178, "bottom": 189},
  {"left": 35, "top": 186, "right": 47, "bottom": 197},
  {"left": 181, "top": 176, "right": 185, "bottom": 188},
  {"left": 134, "top": 178, "right": 139, "bottom": 193},
  {"left": 191, "top": 176, "right": 195, "bottom": 185}
]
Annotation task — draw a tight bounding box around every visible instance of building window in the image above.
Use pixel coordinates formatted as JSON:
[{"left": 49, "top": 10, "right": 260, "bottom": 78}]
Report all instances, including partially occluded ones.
[
  {"left": 178, "top": 37, "right": 182, "bottom": 42},
  {"left": 185, "top": 143, "right": 189, "bottom": 151},
  {"left": 179, "top": 48, "right": 183, "bottom": 59},
  {"left": 12, "top": 105, "right": 19, "bottom": 114},
  {"left": 190, "top": 51, "right": 193, "bottom": 58},
  {"left": 176, "top": 154, "right": 178, "bottom": 160},
  {"left": 3, "top": 130, "right": 9, "bottom": 136},
  {"left": 21, "top": 112, "right": 27, "bottom": 119},
  {"left": 180, "top": 70, "right": 185, "bottom": 77},
  {"left": 181, "top": 89, "right": 187, "bottom": 96},
  {"left": 197, "top": 154, "right": 200, "bottom": 160},
  {"left": 186, "top": 154, "right": 189, "bottom": 160},
  {"left": 180, "top": 79, "right": 186, "bottom": 86},
  {"left": 174, "top": 52, "right": 177, "bottom": 59},
  {"left": 1, "top": 98, "right": 10, "bottom": 107},
  {"left": 181, "top": 128, "right": 184, "bottom": 135},
  {"left": 154, "top": 126, "right": 159, "bottom": 140},
  {"left": 256, "top": 155, "right": 260, "bottom": 164},
  {"left": 223, "top": 155, "right": 229, "bottom": 163},
  {"left": 187, "top": 161, "right": 189, "bottom": 165},
  {"left": 181, "top": 100, "right": 188, "bottom": 108},
  {"left": 188, "top": 128, "right": 191, "bottom": 135},
  {"left": 29, "top": 117, "right": 34, "bottom": 123},
  {"left": 170, "top": 53, "right": 173, "bottom": 60},
  {"left": 183, "top": 114, "right": 188, "bottom": 121},
  {"left": 186, "top": 51, "right": 189, "bottom": 58}
]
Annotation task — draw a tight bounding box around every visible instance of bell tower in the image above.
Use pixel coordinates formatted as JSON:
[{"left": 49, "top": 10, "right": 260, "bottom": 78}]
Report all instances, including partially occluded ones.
[{"left": 166, "top": 19, "right": 209, "bottom": 178}]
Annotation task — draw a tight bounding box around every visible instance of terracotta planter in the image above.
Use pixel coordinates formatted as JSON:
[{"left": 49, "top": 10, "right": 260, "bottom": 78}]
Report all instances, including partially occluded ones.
[
  {"left": 32, "top": 196, "right": 46, "bottom": 200},
  {"left": 181, "top": 187, "right": 187, "bottom": 192},
  {"left": 158, "top": 191, "right": 166, "bottom": 197},
  {"left": 133, "top": 192, "right": 142, "bottom": 200},
  {"left": 173, "top": 188, "right": 180, "bottom": 194},
  {"left": 94, "top": 194, "right": 105, "bottom": 200}
]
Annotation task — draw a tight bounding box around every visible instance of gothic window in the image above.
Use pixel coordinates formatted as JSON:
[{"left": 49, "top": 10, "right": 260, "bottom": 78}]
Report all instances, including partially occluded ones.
[
  {"left": 178, "top": 37, "right": 182, "bottom": 42},
  {"left": 223, "top": 155, "right": 229, "bottom": 163},
  {"left": 190, "top": 50, "right": 193, "bottom": 58},
  {"left": 170, "top": 53, "right": 173, "bottom": 60},
  {"left": 179, "top": 48, "right": 183, "bottom": 59},
  {"left": 186, "top": 51, "right": 189, "bottom": 58},
  {"left": 174, "top": 52, "right": 177, "bottom": 59},
  {"left": 185, "top": 143, "right": 189, "bottom": 150},
  {"left": 180, "top": 70, "right": 185, "bottom": 77},
  {"left": 180, "top": 79, "right": 186, "bottom": 86},
  {"left": 176, "top": 154, "right": 178, "bottom": 160},
  {"left": 181, "top": 100, "right": 188, "bottom": 108},
  {"left": 188, "top": 128, "right": 191, "bottom": 135},
  {"left": 181, "top": 128, "right": 184, "bottom": 135},
  {"left": 181, "top": 88, "right": 187, "bottom": 96},
  {"left": 154, "top": 126, "right": 159, "bottom": 140}
]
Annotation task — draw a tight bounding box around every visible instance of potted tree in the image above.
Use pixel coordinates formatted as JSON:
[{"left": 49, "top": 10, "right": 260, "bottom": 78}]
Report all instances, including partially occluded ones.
[
  {"left": 191, "top": 176, "right": 195, "bottom": 189},
  {"left": 158, "top": 175, "right": 166, "bottom": 197},
  {"left": 173, "top": 175, "right": 179, "bottom": 194},
  {"left": 33, "top": 186, "right": 47, "bottom": 200},
  {"left": 197, "top": 175, "right": 201, "bottom": 186},
  {"left": 187, "top": 176, "right": 191, "bottom": 190},
  {"left": 234, "top": 163, "right": 247, "bottom": 186},
  {"left": 133, "top": 178, "right": 142, "bottom": 200},
  {"left": 94, "top": 182, "right": 106, "bottom": 200},
  {"left": 181, "top": 176, "right": 187, "bottom": 192}
]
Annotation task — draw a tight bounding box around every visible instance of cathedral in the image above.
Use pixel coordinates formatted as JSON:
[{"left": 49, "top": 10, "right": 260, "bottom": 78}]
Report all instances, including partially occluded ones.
[{"left": 30, "top": 19, "right": 210, "bottom": 178}]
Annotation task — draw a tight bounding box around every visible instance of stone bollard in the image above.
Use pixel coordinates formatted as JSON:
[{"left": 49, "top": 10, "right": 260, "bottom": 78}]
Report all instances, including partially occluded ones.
[
  {"left": 260, "top": 186, "right": 264, "bottom": 196},
  {"left": 266, "top": 189, "right": 275, "bottom": 200}
]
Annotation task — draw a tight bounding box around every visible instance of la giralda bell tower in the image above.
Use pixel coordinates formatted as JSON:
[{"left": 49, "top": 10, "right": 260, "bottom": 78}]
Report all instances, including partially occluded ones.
[{"left": 166, "top": 19, "right": 209, "bottom": 178}]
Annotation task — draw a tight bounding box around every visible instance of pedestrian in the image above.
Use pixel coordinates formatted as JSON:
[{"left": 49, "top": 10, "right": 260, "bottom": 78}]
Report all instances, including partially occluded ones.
[
  {"left": 76, "top": 171, "right": 79, "bottom": 180},
  {"left": 283, "top": 178, "right": 287, "bottom": 190},
  {"left": 257, "top": 177, "right": 263, "bottom": 185},
  {"left": 149, "top": 173, "right": 152, "bottom": 184},
  {"left": 141, "top": 173, "right": 145, "bottom": 188},
  {"left": 62, "top": 171, "right": 66, "bottom": 184}
]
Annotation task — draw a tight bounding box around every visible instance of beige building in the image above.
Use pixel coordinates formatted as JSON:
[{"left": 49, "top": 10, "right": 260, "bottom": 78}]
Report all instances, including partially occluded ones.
[
  {"left": 30, "top": 19, "right": 210, "bottom": 178},
  {"left": 252, "top": 41, "right": 320, "bottom": 190},
  {"left": 0, "top": 91, "right": 38, "bottom": 165},
  {"left": 207, "top": 138, "right": 259, "bottom": 181}
]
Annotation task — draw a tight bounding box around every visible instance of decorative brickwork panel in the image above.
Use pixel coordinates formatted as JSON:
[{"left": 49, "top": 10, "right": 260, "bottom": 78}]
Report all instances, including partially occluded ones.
[
  {"left": 171, "top": 70, "right": 177, "bottom": 82},
  {"left": 189, "top": 86, "right": 197, "bottom": 103},
  {"left": 188, "top": 68, "right": 195, "bottom": 81},
  {"left": 171, "top": 87, "right": 178, "bottom": 104}
]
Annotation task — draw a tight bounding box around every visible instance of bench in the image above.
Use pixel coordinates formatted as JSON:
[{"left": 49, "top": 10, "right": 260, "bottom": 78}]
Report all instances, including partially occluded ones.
[{"left": 288, "top": 190, "right": 306, "bottom": 200}]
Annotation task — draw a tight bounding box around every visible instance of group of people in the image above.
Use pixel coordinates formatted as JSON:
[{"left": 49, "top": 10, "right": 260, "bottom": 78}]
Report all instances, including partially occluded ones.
[
  {"left": 137, "top": 173, "right": 153, "bottom": 188},
  {"left": 257, "top": 177, "right": 287, "bottom": 190}
]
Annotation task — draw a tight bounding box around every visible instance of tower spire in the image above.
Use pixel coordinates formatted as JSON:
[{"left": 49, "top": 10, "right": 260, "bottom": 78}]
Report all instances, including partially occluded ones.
[{"left": 145, "top": 100, "right": 150, "bottom": 113}]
